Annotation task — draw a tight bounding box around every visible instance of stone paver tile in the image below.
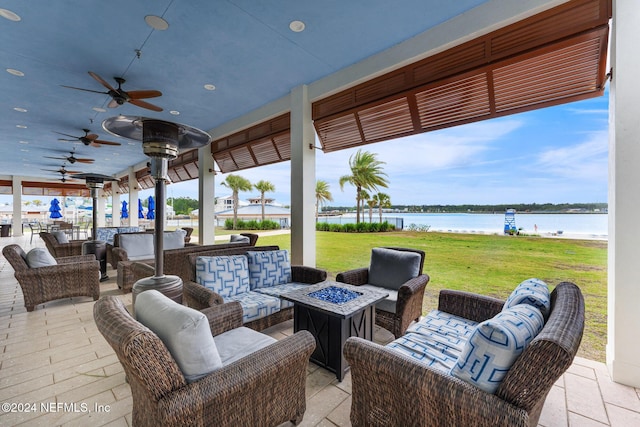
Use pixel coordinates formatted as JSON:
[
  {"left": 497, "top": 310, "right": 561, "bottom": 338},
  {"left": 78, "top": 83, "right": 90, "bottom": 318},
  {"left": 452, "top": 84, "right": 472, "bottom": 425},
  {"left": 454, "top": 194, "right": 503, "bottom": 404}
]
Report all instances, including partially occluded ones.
[
  {"left": 56, "top": 372, "right": 126, "bottom": 404},
  {"left": 36, "top": 389, "right": 115, "bottom": 426},
  {"left": 53, "top": 354, "right": 119, "bottom": 383},
  {"left": 1, "top": 351, "right": 96, "bottom": 388},
  {"left": 326, "top": 394, "right": 352, "bottom": 427},
  {"left": 539, "top": 385, "right": 568, "bottom": 427},
  {"left": 565, "top": 372, "right": 609, "bottom": 424},
  {"left": 0, "top": 374, "right": 54, "bottom": 401},
  {"left": 566, "top": 363, "right": 596, "bottom": 380},
  {"left": 568, "top": 412, "right": 609, "bottom": 426},
  {"left": 596, "top": 370, "right": 640, "bottom": 412},
  {"left": 606, "top": 403, "right": 640, "bottom": 427},
  {"left": 111, "top": 382, "right": 132, "bottom": 401},
  {"left": 333, "top": 371, "right": 352, "bottom": 395},
  {"left": 299, "top": 385, "right": 349, "bottom": 427},
  {"left": 306, "top": 365, "right": 338, "bottom": 400}
]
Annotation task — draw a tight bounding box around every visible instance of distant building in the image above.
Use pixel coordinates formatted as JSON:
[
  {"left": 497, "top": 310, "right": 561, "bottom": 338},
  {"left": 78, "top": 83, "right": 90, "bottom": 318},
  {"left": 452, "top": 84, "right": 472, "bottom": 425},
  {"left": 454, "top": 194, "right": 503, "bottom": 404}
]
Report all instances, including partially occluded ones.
[{"left": 215, "top": 204, "right": 290, "bottom": 228}]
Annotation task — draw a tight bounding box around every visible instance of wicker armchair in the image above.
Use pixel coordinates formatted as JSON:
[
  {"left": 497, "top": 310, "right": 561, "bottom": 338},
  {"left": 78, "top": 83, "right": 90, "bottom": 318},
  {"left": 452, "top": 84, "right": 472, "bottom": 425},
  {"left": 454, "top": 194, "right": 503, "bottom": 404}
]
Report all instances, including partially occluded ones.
[
  {"left": 336, "top": 247, "right": 429, "bottom": 338},
  {"left": 344, "top": 282, "right": 585, "bottom": 427},
  {"left": 94, "top": 296, "right": 315, "bottom": 426},
  {"left": 39, "top": 231, "right": 85, "bottom": 258},
  {"left": 2, "top": 244, "right": 100, "bottom": 312}
]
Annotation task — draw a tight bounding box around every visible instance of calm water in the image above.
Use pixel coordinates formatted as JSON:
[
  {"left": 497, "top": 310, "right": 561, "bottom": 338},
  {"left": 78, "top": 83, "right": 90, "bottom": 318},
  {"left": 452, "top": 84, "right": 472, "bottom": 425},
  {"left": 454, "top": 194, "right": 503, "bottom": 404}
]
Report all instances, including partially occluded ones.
[{"left": 319, "top": 213, "right": 608, "bottom": 238}]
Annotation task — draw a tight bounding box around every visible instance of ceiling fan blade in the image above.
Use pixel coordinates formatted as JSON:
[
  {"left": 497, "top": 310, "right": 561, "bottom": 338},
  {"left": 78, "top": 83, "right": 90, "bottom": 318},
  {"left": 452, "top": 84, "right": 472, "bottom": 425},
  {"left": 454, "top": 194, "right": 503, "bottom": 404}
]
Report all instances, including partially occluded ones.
[
  {"left": 129, "top": 98, "right": 163, "bottom": 112},
  {"left": 93, "top": 139, "right": 121, "bottom": 146},
  {"left": 44, "top": 156, "right": 65, "bottom": 161},
  {"left": 61, "top": 85, "right": 108, "bottom": 95},
  {"left": 86, "top": 133, "right": 99, "bottom": 141},
  {"left": 75, "top": 158, "right": 95, "bottom": 164},
  {"left": 89, "top": 142, "right": 102, "bottom": 148},
  {"left": 127, "top": 90, "right": 162, "bottom": 100},
  {"left": 88, "top": 71, "right": 117, "bottom": 92},
  {"left": 108, "top": 99, "right": 119, "bottom": 108}
]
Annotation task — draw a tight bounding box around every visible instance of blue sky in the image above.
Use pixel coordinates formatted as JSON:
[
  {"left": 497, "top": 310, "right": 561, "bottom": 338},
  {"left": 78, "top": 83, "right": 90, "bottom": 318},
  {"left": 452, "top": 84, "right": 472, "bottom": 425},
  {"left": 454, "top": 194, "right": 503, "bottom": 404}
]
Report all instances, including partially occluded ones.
[
  {"left": 160, "top": 91, "right": 609, "bottom": 207},
  {"left": 3, "top": 92, "right": 609, "bottom": 208}
]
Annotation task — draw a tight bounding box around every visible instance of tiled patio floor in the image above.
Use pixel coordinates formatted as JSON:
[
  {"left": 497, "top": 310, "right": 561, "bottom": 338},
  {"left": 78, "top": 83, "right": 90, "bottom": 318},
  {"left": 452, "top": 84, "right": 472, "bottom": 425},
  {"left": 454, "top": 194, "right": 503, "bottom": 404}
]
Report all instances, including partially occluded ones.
[{"left": 1, "top": 235, "right": 639, "bottom": 426}]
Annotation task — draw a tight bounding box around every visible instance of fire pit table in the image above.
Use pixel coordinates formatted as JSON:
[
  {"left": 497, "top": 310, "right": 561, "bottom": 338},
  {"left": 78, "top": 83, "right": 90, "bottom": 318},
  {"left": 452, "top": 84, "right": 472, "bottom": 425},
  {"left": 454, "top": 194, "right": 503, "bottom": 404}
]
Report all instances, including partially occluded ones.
[{"left": 281, "top": 281, "right": 388, "bottom": 381}]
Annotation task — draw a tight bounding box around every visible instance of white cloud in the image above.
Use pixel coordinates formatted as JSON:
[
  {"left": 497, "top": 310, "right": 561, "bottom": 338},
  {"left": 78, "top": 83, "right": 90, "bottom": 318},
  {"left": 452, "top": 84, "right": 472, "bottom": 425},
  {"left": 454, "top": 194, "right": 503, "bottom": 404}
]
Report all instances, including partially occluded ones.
[{"left": 534, "top": 130, "right": 608, "bottom": 181}]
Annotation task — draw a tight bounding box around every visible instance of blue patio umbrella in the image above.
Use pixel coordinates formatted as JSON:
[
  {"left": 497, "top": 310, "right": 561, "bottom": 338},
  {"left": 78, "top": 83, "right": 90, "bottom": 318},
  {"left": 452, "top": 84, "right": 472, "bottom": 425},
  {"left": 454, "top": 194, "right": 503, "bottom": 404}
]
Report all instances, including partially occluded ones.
[
  {"left": 49, "top": 198, "right": 62, "bottom": 219},
  {"left": 146, "top": 196, "right": 155, "bottom": 219},
  {"left": 138, "top": 199, "right": 144, "bottom": 219},
  {"left": 121, "top": 201, "right": 129, "bottom": 219}
]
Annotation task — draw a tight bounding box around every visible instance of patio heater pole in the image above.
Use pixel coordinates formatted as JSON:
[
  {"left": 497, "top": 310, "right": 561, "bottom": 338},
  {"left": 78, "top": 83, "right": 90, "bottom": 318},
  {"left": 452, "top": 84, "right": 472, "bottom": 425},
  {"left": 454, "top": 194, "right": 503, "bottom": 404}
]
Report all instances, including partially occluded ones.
[{"left": 102, "top": 116, "right": 211, "bottom": 306}]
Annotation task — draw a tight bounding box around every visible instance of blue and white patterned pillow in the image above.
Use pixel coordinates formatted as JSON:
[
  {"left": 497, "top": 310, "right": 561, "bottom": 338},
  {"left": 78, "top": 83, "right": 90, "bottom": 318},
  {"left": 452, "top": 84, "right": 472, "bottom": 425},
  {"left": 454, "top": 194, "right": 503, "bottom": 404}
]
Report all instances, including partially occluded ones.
[
  {"left": 246, "top": 250, "right": 292, "bottom": 290},
  {"left": 195, "top": 255, "right": 250, "bottom": 298},
  {"left": 503, "top": 278, "right": 551, "bottom": 319},
  {"left": 450, "top": 304, "right": 544, "bottom": 394},
  {"left": 96, "top": 228, "right": 118, "bottom": 245}
]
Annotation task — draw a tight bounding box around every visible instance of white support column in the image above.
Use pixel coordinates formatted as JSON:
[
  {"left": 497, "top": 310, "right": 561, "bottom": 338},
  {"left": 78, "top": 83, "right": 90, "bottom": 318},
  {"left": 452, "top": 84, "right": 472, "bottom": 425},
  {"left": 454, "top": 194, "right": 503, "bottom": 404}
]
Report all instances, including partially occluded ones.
[
  {"left": 97, "top": 192, "right": 107, "bottom": 227},
  {"left": 198, "top": 146, "right": 216, "bottom": 245},
  {"left": 607, "top": 0, "right": 640, "bottom": 388},
  {"left": 12, "top": 176, "right": 22, "bottom": 237},
  {"left": 128, "top": 168, "right": 140, "bottom": 227},
  {"left": 290, "top": 85, "right": 316, "bottom": 266},
  {"left": 112, "top": 191, "right": 121, "bottom": 227}
]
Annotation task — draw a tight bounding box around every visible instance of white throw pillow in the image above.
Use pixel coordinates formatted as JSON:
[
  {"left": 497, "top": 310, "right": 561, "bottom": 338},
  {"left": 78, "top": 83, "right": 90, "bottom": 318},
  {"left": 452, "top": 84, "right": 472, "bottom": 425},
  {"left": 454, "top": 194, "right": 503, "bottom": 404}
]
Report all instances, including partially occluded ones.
[
  {"left": 230, "top": 234, "right": 250, "bottom": 244},
  {"left": 135, "top": 290, "right": 222, "bottom": 383},
  {"left": 119, "top": 233, "right": 155, "bottom": 259},
  {"left": 26, "top": 248, "right": 58, "bottom": 268},
  {"left": 52, "top": 231, "right": 69, "bottom": 243}
]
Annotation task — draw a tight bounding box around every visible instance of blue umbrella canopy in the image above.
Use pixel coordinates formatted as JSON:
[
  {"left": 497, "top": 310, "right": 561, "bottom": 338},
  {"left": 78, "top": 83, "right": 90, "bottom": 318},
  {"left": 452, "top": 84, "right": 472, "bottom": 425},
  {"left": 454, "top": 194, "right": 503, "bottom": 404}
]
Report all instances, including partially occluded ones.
[
  {"left": 121, "top": 201, "right": 129, "bottom": 219},
  {"left": 49, "top": 198, "right": 62, "bottom": 219},
  {"left": 147, "top": 196, "right": 155, "bottom": 219},
  {"left": 138, "top": 199, "right": 144, "bottom": 219}
]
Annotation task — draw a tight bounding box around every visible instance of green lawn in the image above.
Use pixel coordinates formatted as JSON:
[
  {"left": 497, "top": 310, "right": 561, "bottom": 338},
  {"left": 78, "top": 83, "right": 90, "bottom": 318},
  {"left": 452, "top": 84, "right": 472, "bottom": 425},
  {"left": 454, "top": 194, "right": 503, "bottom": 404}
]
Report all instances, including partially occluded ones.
[{"left": 254, "top": 230, "right": 608, "bottom": 362}]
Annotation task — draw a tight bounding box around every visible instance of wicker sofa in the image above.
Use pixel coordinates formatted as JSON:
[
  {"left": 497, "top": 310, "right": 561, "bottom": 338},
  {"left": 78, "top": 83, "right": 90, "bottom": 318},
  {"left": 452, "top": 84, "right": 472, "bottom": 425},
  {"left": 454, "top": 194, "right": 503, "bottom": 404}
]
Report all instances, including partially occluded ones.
[
  {"left": 183, "top": 246, "right": 327, "bottom": 331},
  {"left": 39, "top": 231, "right": 85, "bottom": 258},
  {"left": 344, "top": 281, "right": 585, "bottom": 427},
  {"left": 94, "top": 295, "right": 315, "bottom": 426},
  {"left": 3, "top": 244, "right": 100, "bottom": 312},
  {"left": 118, "top": 234, "right": 260, "bottom": 292}
]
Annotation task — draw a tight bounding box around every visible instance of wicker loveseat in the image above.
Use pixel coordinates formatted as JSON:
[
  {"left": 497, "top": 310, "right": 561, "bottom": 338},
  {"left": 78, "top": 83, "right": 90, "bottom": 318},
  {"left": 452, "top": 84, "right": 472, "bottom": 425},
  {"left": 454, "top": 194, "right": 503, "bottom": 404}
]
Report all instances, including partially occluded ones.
[
  {"left": 183, "top": 246, "right": 327, "bottom": 331},
  {"left": 94, "top": 295, "right": 315, "bottom": 426},
  {"left": 119, "top": 234, "right": 260, "bottom": 292},
  {"left": 344, "top": 281, "right": 585, "bottom": 427},
  {"left": 39, "top": 231, "right": 85, "bottom": 258},
  {"left": 3, "top": 244, "right": 100, "bottom": 311}
]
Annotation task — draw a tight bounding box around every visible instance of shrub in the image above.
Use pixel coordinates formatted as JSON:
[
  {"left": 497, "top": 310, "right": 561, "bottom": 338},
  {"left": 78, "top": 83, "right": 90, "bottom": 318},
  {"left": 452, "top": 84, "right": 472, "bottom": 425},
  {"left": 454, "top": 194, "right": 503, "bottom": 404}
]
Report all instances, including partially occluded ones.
[
  {"left": 343, "top": 223, "right": 356, "bottom": 233},
  {"left": 329, "top": 224, "right": 343, "bottom": 232}
]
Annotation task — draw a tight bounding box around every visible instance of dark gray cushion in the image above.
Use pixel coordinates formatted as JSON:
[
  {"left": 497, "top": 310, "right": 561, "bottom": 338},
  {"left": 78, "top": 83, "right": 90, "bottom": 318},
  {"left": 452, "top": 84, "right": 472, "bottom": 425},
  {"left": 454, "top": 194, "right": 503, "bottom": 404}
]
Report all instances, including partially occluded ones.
[
  {"left": 230, "top": 234, "right": 250, "bottom": 244},
  {"left": 25, "top": 248, "right": 58, "bottom": 268},
  {"left": 368, "top": 248, "right": 421, "bottom": 290},
  {"left": 135, "top": 290, "right": 222, "bottom": 383},
  {"left": 52, "top": 231, "right": 69, "bottom": 244}
]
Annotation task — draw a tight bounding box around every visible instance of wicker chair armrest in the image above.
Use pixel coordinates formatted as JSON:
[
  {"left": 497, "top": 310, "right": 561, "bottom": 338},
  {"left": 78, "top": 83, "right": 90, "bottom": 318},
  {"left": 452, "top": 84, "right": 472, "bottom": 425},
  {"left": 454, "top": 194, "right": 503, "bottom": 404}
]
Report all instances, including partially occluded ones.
[
  {"left": 56, "top": 254, "right": 97, "bottom": 264},
  {"left": 438, "top": 289, "right": 504, "bottom": 323},
  {"left": 18, "top": 260, "right": 99, "bottom": 279},
  {"left": 291, "top": 265, "right": 327, "bottom": 284},
  {"left": 157, "top": 331, "right": 315, "bottom": 426},
  {"left": 111, "top": 247, "right": 129, "bottom": 263},
  {"left": 335, "top": 267, "right": 369, "bottom": 286},
  {"left": 183, "top": 280, "right": 224, "bottom": 310},
  {"left": 131, "top": 261, "right": 155, "bottom": 278},
  {"left": 395, "top": 274, "right": 430, "bottom": 312},
  {"left": 344, "top": 337, "right": 528, "bottom": 427},
  {"left": 200, "top": 301, "right": 243, "bottom": 336}
]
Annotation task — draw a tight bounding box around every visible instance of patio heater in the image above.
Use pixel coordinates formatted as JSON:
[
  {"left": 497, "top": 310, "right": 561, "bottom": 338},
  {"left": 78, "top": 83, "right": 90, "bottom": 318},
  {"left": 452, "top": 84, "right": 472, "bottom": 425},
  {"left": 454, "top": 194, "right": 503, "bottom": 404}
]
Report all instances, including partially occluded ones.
[
  {"left": 72, "top": 172, "right": 119, "bottom": 281},
  {"left": 102, "top": 116, "right": 211, "bottom": 304}
]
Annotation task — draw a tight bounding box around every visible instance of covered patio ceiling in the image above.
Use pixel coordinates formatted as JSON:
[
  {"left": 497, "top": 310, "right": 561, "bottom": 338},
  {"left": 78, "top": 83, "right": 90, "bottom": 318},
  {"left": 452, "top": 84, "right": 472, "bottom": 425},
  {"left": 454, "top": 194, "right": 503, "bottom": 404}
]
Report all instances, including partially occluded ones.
[{"left": 0, "top": 0, "right": 610, "bottom": 191}]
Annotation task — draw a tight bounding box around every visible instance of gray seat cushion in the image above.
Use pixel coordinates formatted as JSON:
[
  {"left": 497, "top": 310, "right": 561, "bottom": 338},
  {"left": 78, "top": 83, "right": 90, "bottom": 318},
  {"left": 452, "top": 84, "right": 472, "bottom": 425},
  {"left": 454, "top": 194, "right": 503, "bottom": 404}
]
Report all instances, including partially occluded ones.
[
  {"left": 368, "top": 248, "right": 421, "bottom": 290},
  {"left": 360, "top": 284, "right": 397, "bottom": 313},
  {"left": 214, "top": 326, "right": 277, "bottom": 366}
]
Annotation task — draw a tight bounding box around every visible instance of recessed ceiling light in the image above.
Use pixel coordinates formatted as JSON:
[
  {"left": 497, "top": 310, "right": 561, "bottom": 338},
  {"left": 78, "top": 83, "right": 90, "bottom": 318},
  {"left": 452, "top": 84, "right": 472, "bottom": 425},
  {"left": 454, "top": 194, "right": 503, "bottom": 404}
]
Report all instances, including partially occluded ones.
[
  {"left": 289, "top": 20, "right": 305, "bottom": 32},
  {"left": 20, "top": 149, "right": 29, "bottom": 152},
  {"left": 204, "top": 84, "right": 216, "bottom": 91},
  {"left": 145, "top": 15, "right": 169, "bottom": 31},
  {"left": 92, "top": 107, "right": 107, "bottom": 113},
  {"left": 169, "top": 110, "right": 180, "bottom": 115},
  {"left": 6, "top": 68, "right": 24, "bottom": 76},
  {"left": 19, "top": 140, "right": 29, "bottom": 144},
  {"left": 13, "top": 107, "right": 27, "bottom": 113},
  {"left": 16, "top": 124, "right": 27, "bottom": 129},
  {"left": 128, "top": 142, "right": 137, "bottom": 146},
  {"left": 0, "top": 9, "right": 21, "bottom": 22}
]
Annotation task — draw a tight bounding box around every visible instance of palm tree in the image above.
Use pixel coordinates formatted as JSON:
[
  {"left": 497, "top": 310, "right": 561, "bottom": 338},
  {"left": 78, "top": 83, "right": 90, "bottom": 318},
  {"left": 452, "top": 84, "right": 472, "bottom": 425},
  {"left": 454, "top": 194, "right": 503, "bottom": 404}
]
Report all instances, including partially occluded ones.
[
  {"left": 373, "top": 192, "right": 391, "bottom": 223},
  {"left": 254, "top": 180, "right": 275, "bottom": 222},
  {"left": 362, "top": 191, "right": 377, "bottom": 223},
  {"left": 221, "top": 174, "right": 253, "bottom": 229},
  {"left": 315, "top": 180, "right": 333, "bottom": 218},
  {"left": 339, "top": 150, "right": 389, "bottom": 223}
]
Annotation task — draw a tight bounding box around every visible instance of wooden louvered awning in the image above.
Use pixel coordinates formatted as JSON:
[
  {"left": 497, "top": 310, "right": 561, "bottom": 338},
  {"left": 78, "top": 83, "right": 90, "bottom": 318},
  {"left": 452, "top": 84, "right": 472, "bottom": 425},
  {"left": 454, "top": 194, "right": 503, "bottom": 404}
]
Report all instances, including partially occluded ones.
[
  {"left": 21, "top": 181, "right": 89, "bottom": 197},
  {"left": 211, "top": 113, "right": 291, "bottom": 174},
  {"left": 313, "top": 0, "right": 610, "bottom": 152},
  {"left": 206, "top": 0, "right": 610, "bottom": 173}
]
